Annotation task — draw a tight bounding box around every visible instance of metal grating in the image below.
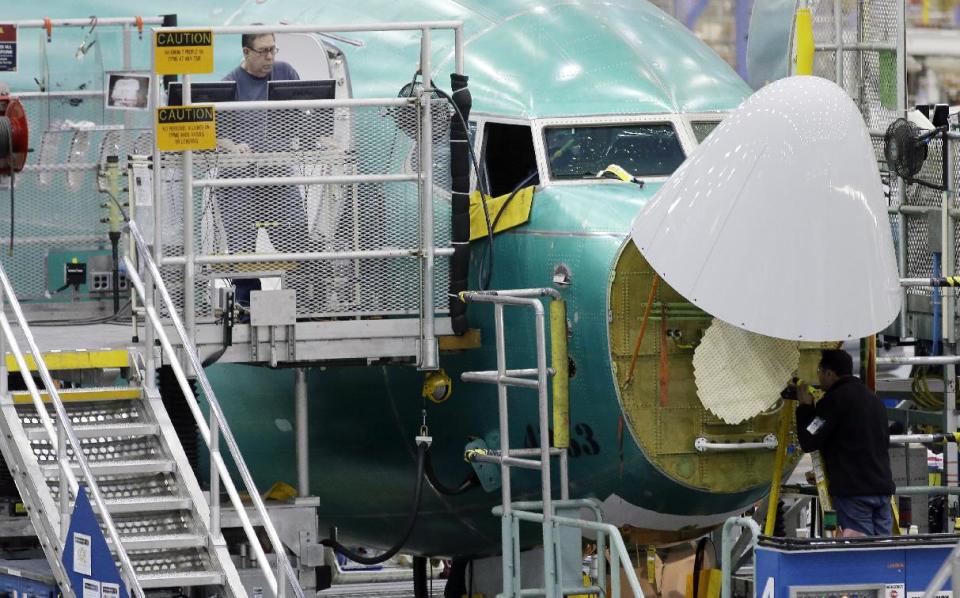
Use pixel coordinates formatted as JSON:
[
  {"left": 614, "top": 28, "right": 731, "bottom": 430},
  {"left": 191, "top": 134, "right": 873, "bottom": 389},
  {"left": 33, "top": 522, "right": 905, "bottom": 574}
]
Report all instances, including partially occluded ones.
[
  {"left": 19, "top": 400, "right": 146, "bottom": 426},
  {"left": 127, "top": 548, "right": 209, "bottom": 573},
  {"left": 32, "top": 435, "right": 165, "bottom": 464},
  {"left": 48, "top": 472, "right": 181, "bottom": 501},
  {"left": 156, "top": 100, "right": 453, "bottom": 320},
  {"left": 113, "top": 511, "right": 196, "bottom": 536}
]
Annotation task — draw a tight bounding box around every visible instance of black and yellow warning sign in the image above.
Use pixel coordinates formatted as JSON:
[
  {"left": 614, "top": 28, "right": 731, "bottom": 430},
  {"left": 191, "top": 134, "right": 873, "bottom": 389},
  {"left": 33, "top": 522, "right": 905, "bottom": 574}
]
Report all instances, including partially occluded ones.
[
  {"left": 156, "top": 105, "right": 216, "bottom": 151},
  {"left": 0, "top": 24, "right": 17, "bottom": 72},
  {"left": 154, "top": 29, "right": 213, "bottom": 74}
]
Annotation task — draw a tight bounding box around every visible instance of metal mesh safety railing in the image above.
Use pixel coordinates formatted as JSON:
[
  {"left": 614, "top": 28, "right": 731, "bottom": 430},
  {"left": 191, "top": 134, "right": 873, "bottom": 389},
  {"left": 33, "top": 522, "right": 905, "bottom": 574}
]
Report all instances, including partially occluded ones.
[
  {"left": 810, "top": 0, "right": 901, "bottom": 130},
  {"left": 0, "top": 93, "right": 153, "bottom": 301},
  {"left": 157, "top": 100, "right": 452, "bottom": 320}
]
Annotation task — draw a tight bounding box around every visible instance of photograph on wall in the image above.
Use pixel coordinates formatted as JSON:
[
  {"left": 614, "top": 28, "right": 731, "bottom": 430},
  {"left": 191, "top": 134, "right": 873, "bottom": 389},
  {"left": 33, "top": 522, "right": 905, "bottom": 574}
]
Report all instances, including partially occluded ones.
[{"left": 105, "top": 72, "right": 151, "bottom": 111}]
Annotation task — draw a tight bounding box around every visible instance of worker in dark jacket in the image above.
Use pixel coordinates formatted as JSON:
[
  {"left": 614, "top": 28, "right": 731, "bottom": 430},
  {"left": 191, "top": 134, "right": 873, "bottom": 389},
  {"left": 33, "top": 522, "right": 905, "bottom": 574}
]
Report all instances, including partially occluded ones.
[{"left": 795, "top": 349, "right": 896, "bottom": 536}]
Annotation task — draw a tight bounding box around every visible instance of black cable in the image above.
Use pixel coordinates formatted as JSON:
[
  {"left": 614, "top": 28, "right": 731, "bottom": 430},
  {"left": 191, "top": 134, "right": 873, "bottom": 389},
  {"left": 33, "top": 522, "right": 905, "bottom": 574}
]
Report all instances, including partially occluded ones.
[
  {"left": 202, "top": 297, "right": 234, "bottom": 367},
  {"left": 6, "top": 168, "right": 12, "bottom": 257},
  {"left": 110, "top": 232, "right": 121, "bottom": 314},
  {"left": 424, "top": 451, "right": 479, "bottom": 495},
  {"left": 471, "top": 170, "right": 540, "bottom": 291},
  {"left": 29, "top": 299, "right": 133, "bottom": 326},
  {"left": 201, "top": 345, "right": 228, "bottom": 367},
  {"left": 430, "top": 85, "right": 495, "bottom": 290},
  {"left": 491, "top": 171, "right": 539, "bottom": 233},
  {"left": 105, "top": 188, "right": 130, "bottom": 222},
  {"left": 321, "top": 441, "right": 428, "bottom": 565}
]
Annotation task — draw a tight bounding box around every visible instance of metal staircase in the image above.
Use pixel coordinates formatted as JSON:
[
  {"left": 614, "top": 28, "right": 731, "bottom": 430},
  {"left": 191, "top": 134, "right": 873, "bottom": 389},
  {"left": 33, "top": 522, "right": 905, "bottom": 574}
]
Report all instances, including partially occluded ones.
[
  {"left": 0, "top": 221, "right": 311, "bottom": 597},
  {"left": 0, "top": 267, "right": 246, "bottom": 595},
  {"left": 459, "top": 289, "right": 647, "bottom": 598},
  {"left": 9, "top": 388, "right": 241, "bottom": 590}
]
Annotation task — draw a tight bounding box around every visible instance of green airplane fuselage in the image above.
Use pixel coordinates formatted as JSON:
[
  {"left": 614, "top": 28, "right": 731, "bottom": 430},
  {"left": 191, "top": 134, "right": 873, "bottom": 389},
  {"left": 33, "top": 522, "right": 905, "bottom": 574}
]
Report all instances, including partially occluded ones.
[{"left": 2, "top": 0, "right": 795, "bottom": 556}]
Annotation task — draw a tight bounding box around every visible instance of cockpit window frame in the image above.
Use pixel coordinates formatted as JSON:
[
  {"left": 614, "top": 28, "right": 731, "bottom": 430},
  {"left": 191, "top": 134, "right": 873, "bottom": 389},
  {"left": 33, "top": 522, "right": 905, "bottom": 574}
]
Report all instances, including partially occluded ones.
[
  {"left": 532, "top": 114, "right": 701, "bottom": 186},
  {"left": 469, "top": 112, "right": 731, "bottom": 191}
]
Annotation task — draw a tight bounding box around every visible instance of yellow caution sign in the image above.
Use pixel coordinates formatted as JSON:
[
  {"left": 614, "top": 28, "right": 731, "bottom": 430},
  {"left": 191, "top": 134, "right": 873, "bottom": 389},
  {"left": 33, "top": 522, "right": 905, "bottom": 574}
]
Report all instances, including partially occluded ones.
[
  {"left": 154, "top": 29, "right": 214, "bottom": 74},
  {"left": 156, "top": 105, "right": 217, "bottom": 151}
]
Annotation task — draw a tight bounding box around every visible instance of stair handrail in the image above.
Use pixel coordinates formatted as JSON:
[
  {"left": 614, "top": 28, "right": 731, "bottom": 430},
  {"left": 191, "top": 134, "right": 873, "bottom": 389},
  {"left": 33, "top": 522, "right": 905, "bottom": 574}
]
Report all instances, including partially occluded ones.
[
  {"left": 921, "top": 540, "right": 960, "bottom": 598},
  {"left": 123, "top": 220, "right": 303, "bottom": 598},
  {"left": 0, "top": 262, "right": 146, "bottom": 598},
  {"left": 493, "top": 504, "right": 646, "bottom": 598}
]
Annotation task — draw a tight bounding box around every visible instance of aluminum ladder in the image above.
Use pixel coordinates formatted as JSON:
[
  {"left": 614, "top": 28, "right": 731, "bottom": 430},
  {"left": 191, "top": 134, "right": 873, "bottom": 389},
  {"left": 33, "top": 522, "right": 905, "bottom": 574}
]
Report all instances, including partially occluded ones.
[{"left": 459, "top": 289, "right": 646, "bottom": 598}]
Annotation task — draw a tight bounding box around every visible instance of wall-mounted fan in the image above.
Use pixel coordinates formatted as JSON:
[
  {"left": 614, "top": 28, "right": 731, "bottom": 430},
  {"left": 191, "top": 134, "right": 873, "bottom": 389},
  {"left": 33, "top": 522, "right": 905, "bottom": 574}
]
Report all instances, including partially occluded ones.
[{"left": 883, "top": 117, "right": 947, "bottom": 190}]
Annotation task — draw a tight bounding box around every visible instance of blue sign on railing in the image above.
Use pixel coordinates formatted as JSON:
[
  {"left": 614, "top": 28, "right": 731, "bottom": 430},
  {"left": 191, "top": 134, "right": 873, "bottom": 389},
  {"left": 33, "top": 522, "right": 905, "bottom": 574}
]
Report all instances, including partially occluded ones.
[{"left": 61, "top": 485, "right": 129, "bottom": 598}]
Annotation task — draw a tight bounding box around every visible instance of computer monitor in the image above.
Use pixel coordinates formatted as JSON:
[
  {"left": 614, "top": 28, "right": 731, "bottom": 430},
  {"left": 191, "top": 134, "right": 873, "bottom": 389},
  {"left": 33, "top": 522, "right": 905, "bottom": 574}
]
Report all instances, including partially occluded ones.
[
  {"left": 267, "top": 79, "right": 336, "bottom": 101},
  {"left": 166, "top": 81, "right": 238, "bottom": 106},
  {"left": 267, "top": 80, "right": 337, "bottom": 143}
]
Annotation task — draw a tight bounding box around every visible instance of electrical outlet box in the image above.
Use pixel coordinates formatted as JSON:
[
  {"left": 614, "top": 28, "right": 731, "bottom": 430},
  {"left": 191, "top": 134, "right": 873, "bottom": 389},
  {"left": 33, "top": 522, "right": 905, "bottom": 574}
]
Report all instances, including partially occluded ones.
[{"left": 45, "top": 249, "right": 127, "bottom": 301}]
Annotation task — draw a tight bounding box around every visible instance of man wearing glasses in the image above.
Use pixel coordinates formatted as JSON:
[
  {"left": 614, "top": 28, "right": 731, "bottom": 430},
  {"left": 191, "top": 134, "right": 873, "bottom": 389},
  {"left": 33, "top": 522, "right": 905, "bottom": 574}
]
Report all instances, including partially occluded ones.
[
  {"left": 795, "top": 349, "right": 896, "bottom": 536},
  {"left": 224, "top": 32, "right": 299, "bottom": 100},
  {"left": 218, "top": 31, "right": 306, "bottom": 314}
]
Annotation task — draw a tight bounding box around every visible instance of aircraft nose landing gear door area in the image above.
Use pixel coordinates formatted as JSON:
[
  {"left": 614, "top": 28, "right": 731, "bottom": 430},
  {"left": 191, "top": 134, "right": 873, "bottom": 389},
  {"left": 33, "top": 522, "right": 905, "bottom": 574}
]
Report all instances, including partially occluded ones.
[{"left": 147, "top": 22, "right": 465, "bottom": 370}]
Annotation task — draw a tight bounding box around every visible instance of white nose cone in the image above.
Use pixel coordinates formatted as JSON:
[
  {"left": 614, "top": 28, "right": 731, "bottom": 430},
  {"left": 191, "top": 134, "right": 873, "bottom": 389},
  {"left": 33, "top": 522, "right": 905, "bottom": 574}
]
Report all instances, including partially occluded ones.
[{"left": 631, "top": 76, "right": 901, "bottom": 341}]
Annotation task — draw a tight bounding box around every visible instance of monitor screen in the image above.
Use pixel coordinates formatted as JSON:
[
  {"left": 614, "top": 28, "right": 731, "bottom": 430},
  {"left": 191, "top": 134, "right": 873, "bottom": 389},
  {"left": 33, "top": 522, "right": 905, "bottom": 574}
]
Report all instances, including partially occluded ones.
[
  {"left": 167, "top": 81, "right": 238, "bottom": 106},
  {"left": 267, "top": 80, "right": 337, "bottom": 144},
  {"left": 267, "top": 79, "right": 336, "bottom": 101}
]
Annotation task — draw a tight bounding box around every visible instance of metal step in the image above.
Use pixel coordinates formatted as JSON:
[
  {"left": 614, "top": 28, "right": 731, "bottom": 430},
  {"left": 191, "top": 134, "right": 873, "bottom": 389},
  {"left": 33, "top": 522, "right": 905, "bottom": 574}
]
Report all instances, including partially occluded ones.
[
  {"left": 5, "top": 349, "right": 130, "bottom": 373},
  {"left": 110, "top": 533, "right": 206, "bottom": 551},
  {"left": 138, "top": 571, "right": 226, "bottom": 589},
  {"left": 32, "top": 435, "right": 166, "bottom": 464},
  {"left": 41, "top": 459, "right": 175, "bottom": 477},
  {"left": 48, "top": 472, "right": 182, "bottom": 503},
  {"left": 25, "top": 422, "right": 159, "bottom": 441},
  {"left": 100, "top": 496, "right": 192, "bottom": 514},
  {"left": 18, "top": 399, "right": 147, "bottom": 428},
  {"left": 11, "top": 386, "right": 141, "bottom": 404}
]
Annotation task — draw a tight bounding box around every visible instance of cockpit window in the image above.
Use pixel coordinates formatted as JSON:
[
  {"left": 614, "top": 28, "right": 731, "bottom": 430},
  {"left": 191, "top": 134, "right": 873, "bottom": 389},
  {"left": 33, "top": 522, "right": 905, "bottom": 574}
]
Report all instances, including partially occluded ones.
[
  {"left": 544, "top": 124, "right": 685, "bottom": 180},
  {"left": 691, "top": 121, "right": 721, "bottom": 143},
  {"left": 482, "top": 122, "right": 540, "bottom": 197}
]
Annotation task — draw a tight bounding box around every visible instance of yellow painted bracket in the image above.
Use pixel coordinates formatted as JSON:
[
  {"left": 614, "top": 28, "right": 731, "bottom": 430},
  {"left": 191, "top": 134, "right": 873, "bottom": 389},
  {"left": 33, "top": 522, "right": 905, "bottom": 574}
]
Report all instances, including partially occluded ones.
[
  {"left": 811, "top": 451, "right": 833, "bottom": 512},
  {"left": 890, "top": 497, "right": 902, "bottom": 535},
  {"left": 464, "top": 447, "right": 489, "bottom": 462},
  {"left": 6, "top": 349, "right": 130, "bottom": 373},
  {"left": 551, "top": 299, "right": 570, "bottom": 449},
  {"left": 469, "top": 187, "right": 535, "bottom": 241},
  {"left": 764, "top": 404, "right": 793, "bottom": 535},
  {"left": 438, "top": 329, "right": 482, "bottom": 351},
  {"left": 11, "top": 387, "right": 141, "bottom": 404}
]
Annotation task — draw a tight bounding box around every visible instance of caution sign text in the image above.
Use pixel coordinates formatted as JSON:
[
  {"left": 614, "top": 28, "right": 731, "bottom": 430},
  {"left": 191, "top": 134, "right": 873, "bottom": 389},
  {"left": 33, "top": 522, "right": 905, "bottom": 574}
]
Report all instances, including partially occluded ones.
[
  {"left": 154, "top": 29, "right": 213, "bottom": 74},
  {"left": 156, "top": 105, "right": 217, "bottom": 151}
]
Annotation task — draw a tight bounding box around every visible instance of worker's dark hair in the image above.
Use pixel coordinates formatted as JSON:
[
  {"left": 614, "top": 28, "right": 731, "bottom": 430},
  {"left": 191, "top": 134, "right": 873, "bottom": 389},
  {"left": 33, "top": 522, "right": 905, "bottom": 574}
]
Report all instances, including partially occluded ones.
[
  {"left": 242, "top": 26, "right": 272, "bottom": 50},
  {"left": 819, "top": 349, "right": 853, "bottom": 377}
]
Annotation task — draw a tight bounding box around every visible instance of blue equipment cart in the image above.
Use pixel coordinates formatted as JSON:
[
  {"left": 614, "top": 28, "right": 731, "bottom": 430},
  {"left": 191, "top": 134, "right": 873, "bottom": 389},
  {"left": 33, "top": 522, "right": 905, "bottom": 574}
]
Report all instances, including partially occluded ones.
[{"left": 755, "top": 535, "right": 958, "bottom": 598}]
